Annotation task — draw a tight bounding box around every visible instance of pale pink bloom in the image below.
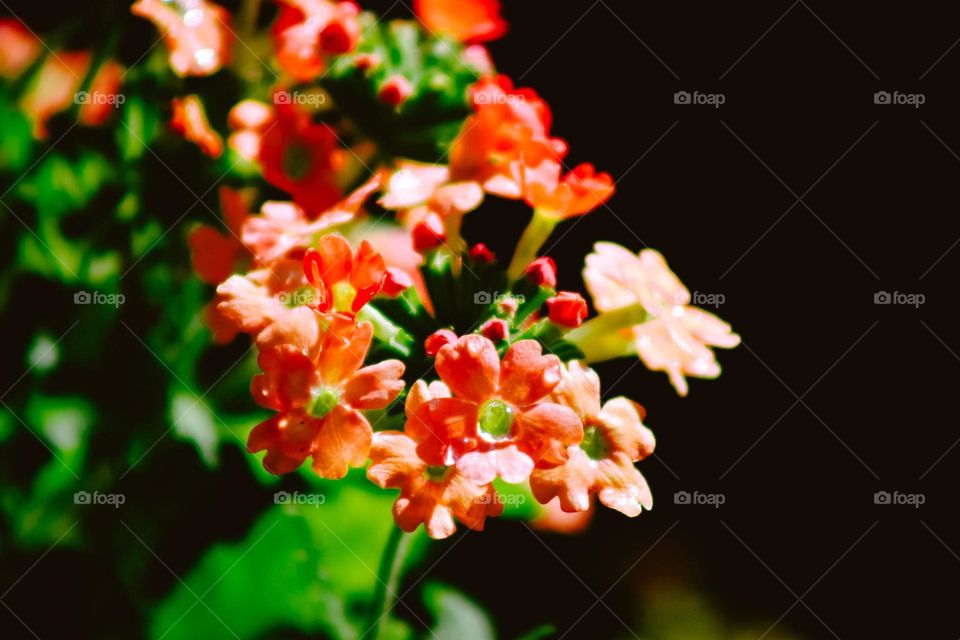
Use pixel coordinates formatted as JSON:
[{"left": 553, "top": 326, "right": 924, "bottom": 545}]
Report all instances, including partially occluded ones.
[
  {"left": 380, "top": 161, "right": 484, "bottom": 217},
  {"left": 131, "top": 0, "right": 232, "bottom": 77},
  {"left": 584, "top": 242, "right": 740, "bottom": 396}
]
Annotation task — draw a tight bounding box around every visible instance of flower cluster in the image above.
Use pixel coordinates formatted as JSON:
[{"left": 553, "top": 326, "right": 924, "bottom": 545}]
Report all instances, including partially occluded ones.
[{"left": 124, "top": 0, "right": 740, "bottom": 539}]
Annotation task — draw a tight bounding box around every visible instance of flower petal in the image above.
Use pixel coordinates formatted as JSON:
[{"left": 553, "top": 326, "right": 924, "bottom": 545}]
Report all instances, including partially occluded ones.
[
  {"left": 435, "top": 334, "right": 500, "bottom": 403},
  {"left": 516, "top": 402, "right": 583, "bottom": 466},
  {"left": 342, "top": 360, "right": 406, "bottom": 410},
  {"left": 316, "top": 316, "right": 373, "bottom": 385},
  {"left": 312, "top": 405, "right": 372, "bottom": 479},
  {"left": 499, "top": 340, "right": 563, "bottom": 406}
]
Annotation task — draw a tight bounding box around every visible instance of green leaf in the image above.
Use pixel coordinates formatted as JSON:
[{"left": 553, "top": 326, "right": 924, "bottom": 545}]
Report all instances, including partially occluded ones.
[
  {"left": 148, "top": 483, "right": 427, "bottom": 640},
  {"left": 423, "top": 582, "right": 496, "bottom": 640},
  {"left": 169, "top": 390, "right": 219, "bottom": 467}
]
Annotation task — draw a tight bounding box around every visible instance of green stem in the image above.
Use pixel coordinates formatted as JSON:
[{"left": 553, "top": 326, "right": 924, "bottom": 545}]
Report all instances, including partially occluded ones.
[
  {"left": 358, "top": 305, "right": 414, "bottom": 357},
  {"left": 565, "top": 302, "right": 649, "bottom": 363},
  {"left": 238, "top": 0, "right": 262, "bottom": 37},
  {"left": 507, "top": 211, "right": 558, "bottom": 281},
  {"left": 367, "top": 525, "right": 413, "bottom": 640}
]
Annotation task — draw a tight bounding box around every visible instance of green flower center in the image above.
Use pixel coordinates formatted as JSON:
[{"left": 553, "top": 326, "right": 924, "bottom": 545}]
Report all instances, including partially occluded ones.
[
  {"left": 581, "top": 425, "right": 610, "bottom": 461},
  {"left": 283, "top": 143, "right": 311, "bottom": 181},
  {"left": 307, "top": 386, "right": 339, "bottom": 419},
  {"left": 477, "top": 399, "right": 514, "bottom": 440},
  {"left": 425, "top": 465, "right": 450, "bottom": 481}
]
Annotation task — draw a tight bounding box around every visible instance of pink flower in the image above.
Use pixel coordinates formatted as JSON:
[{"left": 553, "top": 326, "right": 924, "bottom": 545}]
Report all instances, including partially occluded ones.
[
  {"left": 132, "top": 0, "right": 232, "bottom": 76},
  {"left": 530, "top": 362, "right": 655, "bottom": 516},
  {"left": 405, "top": 336, "right": 583, "bottom": 485},
  {"left": 584, "top": 242, "right": 740, "bottom": 396}
]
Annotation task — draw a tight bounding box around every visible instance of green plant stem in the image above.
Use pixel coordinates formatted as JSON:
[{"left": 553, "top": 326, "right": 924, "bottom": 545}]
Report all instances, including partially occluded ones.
[
  {"left": 367, "top": 525, "right": 413, "bottom": 640},
  {"left": 507, "top": 211, "right": 558, "bottom": 281},
  {"left": 565, "top": 302, "right": 649, "bottom": 363}
]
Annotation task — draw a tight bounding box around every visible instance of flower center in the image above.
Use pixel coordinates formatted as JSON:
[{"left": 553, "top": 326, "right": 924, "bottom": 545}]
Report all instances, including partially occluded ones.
[
  {"left": 283, "top": 143, "right": 311, "bottom": 181},
  {"left": 331, "top": 281, "right": 355, "bottom": 312},
  {"left": 477, "top": 399, "right": 513, "bottom": 440},
  {"left": 425, "top": 465, "right": 450, "bottom": 482},
  {"left": 307, "top": 386, "right": 339, "bottom": 419},
  {"left": 580, "top": 425, "right": 611, "bottom": 461}
]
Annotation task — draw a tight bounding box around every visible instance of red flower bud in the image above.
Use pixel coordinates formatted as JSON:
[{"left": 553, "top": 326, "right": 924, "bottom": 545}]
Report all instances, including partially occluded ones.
[
  {"left": 547, "top": 291, "right": 588, "bottom": 327},
  {"left": 412, "top": 212, "right": 446, "bottom": 252},
  {"left": 524, "top": 256, "right": 557, "bottom": 288},
  {"left": 469, "top": 243, "right": 495, "bottom": 263},
  {"left": 379, "top": 75, "right": 413, "bottom": 106},
  {"left": 480, "top": 318, "right": 509, "bottom": 342},
  {"left": 382, "top": 267, "right": 413, "bottom": 296},
  {"left": 425, "top": 329, "right": 457, "bottom": 357}
]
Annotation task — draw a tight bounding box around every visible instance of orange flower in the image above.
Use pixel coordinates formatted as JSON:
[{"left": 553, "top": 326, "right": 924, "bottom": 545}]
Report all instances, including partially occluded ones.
[
  {"left": 303, "top": 234, "right": 386, "bottom": 314},
  {"left": 258, "top": 101, "right": 344, "bottom": 217},
  {"left": 215, "top": 258, "right": 322, "bottom": 353},
  {"left": 368, "top": 431, "right": 502, "bottom": 539},
  {"left": 524, "top": 161, "right": 615, "bottom": 219},
  {"left": 0, "top": 18, "right": 40, "bottom": 78},
  {"left": 406, "top": 335, "right": 582, "bottom": 485},
  {"left": 414, "top": 0, "right": 506, "bottom": 43},
  {"left": 131, "top": 0, "right": 232, "bottom": 76},
  {"left": 242, "top": 172, "right": 380, "bottom": 265},
  {"left": 249, "top": 316, "right": 405, "bottom": 477},
  {"left": 530, "top": 362, "right": 655, "bottom": 516},
  {"left": 171, "top": 95, "right": 224, "bottom": 157},
  {"left": 189, "top": 187, "right": 252, "bottom": 284},
  {"left": 19, "top": 52, "right": 123, "bottom": 138},
  {"left": 584, "top": 242, "right": 740, "bottom": 396},
  {"left": 272, "top": 0, "right": 360, "bottom": 81},
  {"left": 450, "top": 75, "right": 564, "bottom": 200}
]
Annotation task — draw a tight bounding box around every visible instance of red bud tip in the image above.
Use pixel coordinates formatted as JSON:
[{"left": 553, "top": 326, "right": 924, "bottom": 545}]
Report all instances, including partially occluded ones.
[
  {"left": 382, "top": 267, "right": 413, "bottom": 297},
  {"left": 378, "top": 75, "right": 413, "bottom": 106},
  {"left": 480, "top": 318, "right": 510, "bottom": 342},
  {"left": 547, "top": 291, "right": 588, "bottom": 327},
  {"left": 524, "top": 256, "right": 557, "bottom": 288},
  {"left": 412, "top": 213, "right": 446, "bottom": 252},
  {"left": 425, "top": 329, "right": 458, "bottom": 357},
  {"left": 469, "top": 243, "right": 495, "bottom": 263}
]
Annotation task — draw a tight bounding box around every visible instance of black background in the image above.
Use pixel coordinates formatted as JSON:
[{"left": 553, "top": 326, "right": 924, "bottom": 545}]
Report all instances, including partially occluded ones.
[
  {"left": 4, "top": 1, "right": 960, "bottom": 638},
  {"left": 448, "top": 1, "right": 958, "bottom": 638}
]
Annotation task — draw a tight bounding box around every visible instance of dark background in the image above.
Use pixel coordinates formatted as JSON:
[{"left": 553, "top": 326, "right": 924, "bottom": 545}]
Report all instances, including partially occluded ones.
[
  {"left": 4, "top": 0, "right": 959, "bottom": 638},
  {"left": 454, "top": 1, "right": 958, "bottom": 638}
]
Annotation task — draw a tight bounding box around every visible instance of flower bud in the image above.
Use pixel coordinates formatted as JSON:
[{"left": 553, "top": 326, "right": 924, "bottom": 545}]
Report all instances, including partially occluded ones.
[
  {"left": 382, "top": 267, "right": 412, "bottom": 296},
  {"left": 379, "top": 75, "right": 413, "bottom": 106},
  {"left": 524, "top": 256, "right": 557, "bottom": 288},
  {"left": 469, "top": 243, "right": 495, "bottom": 264},
  {"left": 425, "top": 329, "right": 458, "bottom": 357},
  {"left": 480, "top": 318, "right": 509, "bottom": 342},
  {"left": 412, "top": 212, "right": 445, "bottom": 252},
  {"left": 547, "top": 291, "right": 587, "bottom": 327}
]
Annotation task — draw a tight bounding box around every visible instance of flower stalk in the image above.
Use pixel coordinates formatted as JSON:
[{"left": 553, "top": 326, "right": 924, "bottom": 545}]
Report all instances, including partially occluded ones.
[
  {"left": 507, "top": 211, "right": 558, "bottom": 281},
  {"left": 367, "top": 525, "right": 414, "bottom": 640}
]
